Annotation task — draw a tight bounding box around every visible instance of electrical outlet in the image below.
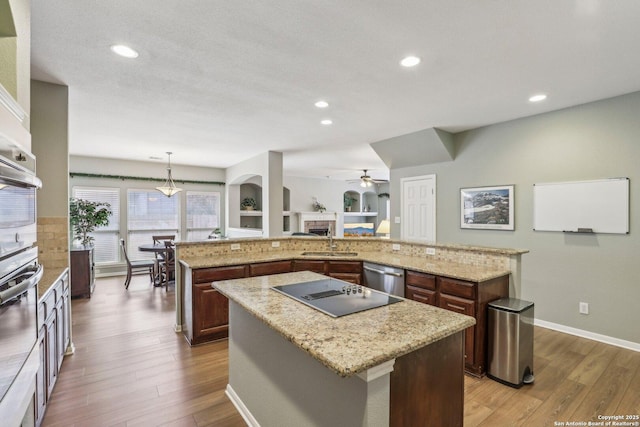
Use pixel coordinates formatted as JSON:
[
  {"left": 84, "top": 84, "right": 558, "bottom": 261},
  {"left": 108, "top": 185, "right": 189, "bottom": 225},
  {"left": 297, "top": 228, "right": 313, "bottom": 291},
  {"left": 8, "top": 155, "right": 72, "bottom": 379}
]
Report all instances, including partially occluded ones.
[
  {"left": 579, "top": 302, "right": 589, "bottom": 315},
  {"left": 392, "top": 244, "right": 401, "bottom": 251},
  {"left": 271, "top": 241, "right": 280, "bottom": 248},
  {"left": 426, "top": 247, "right": 436, "bottom": 255},
  {"left": 230, "top": 243, "right": 241, "bottom": 251},
  {"left": 394, "top": 216, "right": 401, "bottom": 224}
]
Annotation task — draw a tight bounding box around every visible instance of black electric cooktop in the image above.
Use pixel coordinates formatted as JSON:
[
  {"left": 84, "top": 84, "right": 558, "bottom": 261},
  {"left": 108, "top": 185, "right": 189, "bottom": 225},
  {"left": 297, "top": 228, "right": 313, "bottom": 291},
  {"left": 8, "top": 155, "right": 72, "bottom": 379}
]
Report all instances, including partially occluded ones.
[{"left": 272, "top": 278, "right": 403, "bottom": 318}]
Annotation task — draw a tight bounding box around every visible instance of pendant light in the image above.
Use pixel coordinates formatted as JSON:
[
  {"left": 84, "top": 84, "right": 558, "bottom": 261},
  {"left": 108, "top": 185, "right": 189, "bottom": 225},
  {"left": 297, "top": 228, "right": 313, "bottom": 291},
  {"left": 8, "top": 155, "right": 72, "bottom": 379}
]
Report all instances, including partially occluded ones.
[{"left": 156, "top": 152, "right": 182, "bottom": 197}]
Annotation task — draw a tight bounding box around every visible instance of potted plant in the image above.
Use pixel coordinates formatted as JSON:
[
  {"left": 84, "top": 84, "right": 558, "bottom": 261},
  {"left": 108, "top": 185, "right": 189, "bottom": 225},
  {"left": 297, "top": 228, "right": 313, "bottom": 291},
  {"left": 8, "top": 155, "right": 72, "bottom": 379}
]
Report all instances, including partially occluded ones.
[
  {"left": 343, "top": 194, "right": 357, "bottom": 212},
  {"left": 312, "top": 199, "right": 326, "bottom": 213},
  {"left": 241, "top": 197, "right": 257, "bottom": 211},
  {"left": 69, "top": 198, "right": 113, "bottom": 247}
]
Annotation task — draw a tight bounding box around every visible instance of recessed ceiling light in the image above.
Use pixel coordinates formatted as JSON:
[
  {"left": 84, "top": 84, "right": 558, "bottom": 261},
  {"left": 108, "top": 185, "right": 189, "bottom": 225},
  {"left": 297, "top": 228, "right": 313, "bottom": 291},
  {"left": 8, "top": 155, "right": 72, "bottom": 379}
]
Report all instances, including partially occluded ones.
[
  {"left": 529, "top": 94, "right": 547, "bottom": 103},
  {"left": 400, "top": 56, "right": 421, "bottom": 67},
  {"left": 321, "top": 119, "right": 333, "bottom": 125},
  {"left": 111, "top": 44, "right": 139, "bottom": 59},
  {"left": 315, "top": 100, "right": 329, "bottom": 108}
]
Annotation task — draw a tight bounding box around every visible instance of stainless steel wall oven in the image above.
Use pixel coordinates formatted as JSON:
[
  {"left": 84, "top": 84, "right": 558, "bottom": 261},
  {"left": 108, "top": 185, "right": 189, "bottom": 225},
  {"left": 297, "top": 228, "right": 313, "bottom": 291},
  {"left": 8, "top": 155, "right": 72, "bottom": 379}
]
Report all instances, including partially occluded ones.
[{"left": 0, "top": 151, "right": 42, "bottom": 426}]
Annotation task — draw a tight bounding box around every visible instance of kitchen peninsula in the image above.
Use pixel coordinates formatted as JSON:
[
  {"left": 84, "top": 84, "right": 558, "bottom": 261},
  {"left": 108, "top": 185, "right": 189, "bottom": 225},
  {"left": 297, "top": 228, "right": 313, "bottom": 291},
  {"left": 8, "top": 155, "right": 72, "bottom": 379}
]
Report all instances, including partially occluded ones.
[
  {"left": 214, "top": 270, "right": 476, "bottom": 427},
  {"left": 176, "top": 237, "right": 527, "bottom": 376}
]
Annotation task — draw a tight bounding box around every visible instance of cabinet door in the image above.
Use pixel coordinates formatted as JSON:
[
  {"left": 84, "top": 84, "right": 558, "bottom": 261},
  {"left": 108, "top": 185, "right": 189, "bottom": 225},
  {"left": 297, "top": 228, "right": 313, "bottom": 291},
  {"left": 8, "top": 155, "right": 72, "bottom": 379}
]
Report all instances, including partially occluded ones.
[
  {"left": 62, "top": 288, "right": 71, "bottom": 354},
  {"left": 292, "top": 260, "right": 326, "bottom": 274},
  {"left": 45, "top": 312, "right": 58, "bottom": 399},
  {"left": 35, "top": 328, "right": 47, "bottom": 427},
  {"left": 193, "top": 284, "right": 229, "bottom": 344},
  {"left": 55, "top": 298, "right": 65, "bottom": 370},
  {"left": 406, "top": 285, "right": 438, "bottom": 306},
  {"left": 439, "top": 294, "right": 475, "bottom": 366},
  {"left": 249, "top": 260, "right": 292, "bottom": 277}
]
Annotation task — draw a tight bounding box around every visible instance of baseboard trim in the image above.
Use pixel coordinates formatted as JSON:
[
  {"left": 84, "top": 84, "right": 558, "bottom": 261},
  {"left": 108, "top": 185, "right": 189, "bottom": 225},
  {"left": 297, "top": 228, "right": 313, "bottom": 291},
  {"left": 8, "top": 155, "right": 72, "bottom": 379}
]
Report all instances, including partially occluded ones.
[
  {"left": 534, "top": 319, "right": 640, "bottom": 352},
  {"left": 225, "top": 384, "right": 260, "bottom": 427}
]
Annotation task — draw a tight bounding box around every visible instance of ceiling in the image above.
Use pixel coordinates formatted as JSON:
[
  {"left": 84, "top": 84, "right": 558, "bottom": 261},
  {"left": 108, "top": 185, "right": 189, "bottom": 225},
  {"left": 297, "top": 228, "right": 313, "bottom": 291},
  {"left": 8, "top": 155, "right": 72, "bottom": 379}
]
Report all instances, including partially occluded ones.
[{"left": 30, "top": 1, "right": 640, "bottom": 182}]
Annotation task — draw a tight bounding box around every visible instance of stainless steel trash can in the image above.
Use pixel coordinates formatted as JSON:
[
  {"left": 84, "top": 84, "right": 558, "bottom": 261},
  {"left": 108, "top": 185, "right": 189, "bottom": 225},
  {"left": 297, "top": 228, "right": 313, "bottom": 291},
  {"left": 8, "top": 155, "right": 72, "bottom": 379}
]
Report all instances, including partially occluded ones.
[{"left": 487, "top": 298, "right": 535, "bottom": 388}]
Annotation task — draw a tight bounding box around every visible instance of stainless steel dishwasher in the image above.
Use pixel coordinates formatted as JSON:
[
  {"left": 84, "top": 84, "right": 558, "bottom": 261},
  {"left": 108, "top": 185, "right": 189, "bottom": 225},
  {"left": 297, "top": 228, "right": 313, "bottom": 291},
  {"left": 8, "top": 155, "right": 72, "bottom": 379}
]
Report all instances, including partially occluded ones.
[{"left": 363, "top": 262, "right": 405, "bottom": 297}]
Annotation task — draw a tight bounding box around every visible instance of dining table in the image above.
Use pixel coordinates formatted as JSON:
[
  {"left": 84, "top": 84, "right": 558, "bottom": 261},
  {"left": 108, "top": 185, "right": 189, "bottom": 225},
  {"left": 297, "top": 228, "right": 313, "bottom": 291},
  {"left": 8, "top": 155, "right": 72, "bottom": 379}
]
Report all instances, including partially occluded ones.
[{"left": 138, "top": 243, "right": 175, "bottom": 286}]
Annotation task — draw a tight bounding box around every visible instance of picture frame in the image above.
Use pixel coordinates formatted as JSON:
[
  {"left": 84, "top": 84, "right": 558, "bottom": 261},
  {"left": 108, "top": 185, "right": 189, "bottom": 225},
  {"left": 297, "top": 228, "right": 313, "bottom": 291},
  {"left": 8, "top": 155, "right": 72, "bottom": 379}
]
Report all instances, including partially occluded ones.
[{"left": 460, "top": 185, "right": 514, "bottom": 230}]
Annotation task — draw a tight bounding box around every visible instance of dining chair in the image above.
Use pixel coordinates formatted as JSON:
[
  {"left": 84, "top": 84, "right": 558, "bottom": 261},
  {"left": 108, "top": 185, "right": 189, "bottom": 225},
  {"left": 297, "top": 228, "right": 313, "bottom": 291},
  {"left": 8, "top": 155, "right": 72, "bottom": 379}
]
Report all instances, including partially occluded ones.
[
  {"left": 151, "top": 235, "right": 175, "bottom": 282},
  {"left": 120, "top": 239, "right": 155, "bottom": 289},
  {"left": 159, "top": 240, "right": 175, "bottom": 291}
]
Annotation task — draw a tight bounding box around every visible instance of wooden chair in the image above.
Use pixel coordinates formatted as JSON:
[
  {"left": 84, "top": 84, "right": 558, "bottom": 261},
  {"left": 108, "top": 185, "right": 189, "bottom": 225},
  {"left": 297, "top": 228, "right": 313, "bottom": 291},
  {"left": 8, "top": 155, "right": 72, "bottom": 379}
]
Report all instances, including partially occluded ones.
[
  {"left": 158, "top": 240, "right": 175, "bottom": 290},
  {"left": 152, "top": 235, "right": 175, "bottom": 244},
  {"left": 120, "top": 239, "right": 155, "bottom": 289},
  {"left": 151, "top": 235, "right": 175, "bottom": 282}
]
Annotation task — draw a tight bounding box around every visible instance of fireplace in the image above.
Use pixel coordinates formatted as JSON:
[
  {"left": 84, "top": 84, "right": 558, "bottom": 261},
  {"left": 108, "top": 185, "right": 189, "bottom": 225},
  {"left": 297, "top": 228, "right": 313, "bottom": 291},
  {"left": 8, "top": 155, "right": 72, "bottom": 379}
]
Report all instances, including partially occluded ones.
[{"left": 297, "top": 212, "right": 337, "bottom": 237}]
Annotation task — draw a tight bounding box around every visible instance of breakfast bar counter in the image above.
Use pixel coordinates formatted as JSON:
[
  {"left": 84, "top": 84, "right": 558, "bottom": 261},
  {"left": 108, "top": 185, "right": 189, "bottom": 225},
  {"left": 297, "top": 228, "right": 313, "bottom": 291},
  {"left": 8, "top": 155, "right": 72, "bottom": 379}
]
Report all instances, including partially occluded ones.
[{"left": 214, "top": 270, "right": 475, "bottom": 427}]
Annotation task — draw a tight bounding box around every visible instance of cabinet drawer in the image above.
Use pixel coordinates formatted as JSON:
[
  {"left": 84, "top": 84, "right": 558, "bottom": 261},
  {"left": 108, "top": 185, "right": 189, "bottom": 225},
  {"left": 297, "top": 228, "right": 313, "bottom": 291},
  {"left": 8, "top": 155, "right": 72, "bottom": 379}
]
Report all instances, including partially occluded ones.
[
  {"left": 405, "top": 270, "right": 436, "bottom": 291},
  {"left": 41, "top": 289, "right": 57, "bottom": 321},
  {"left": 406, "top": 285, "right": 438, "bottom": 306},
  {"left": 293, "top": 260, "right": 326, "bottom": 274},
  {"left": 249, "top": 261, "right": 292, "bottom": 277},
  {"left": 438, "top": 277, "right": 476, "bottom": 299},
  {"left": 439, "top": 294, "right": 475, "bottom": 365},
  {"left": 328, "top": 272, "right": 362, "bottom": 284},
  {"left": 193, "top": 265, "right": 247, "bottom": 283},
  {"left": 327, "top": 261, "right": 362, "bottom": 274}
]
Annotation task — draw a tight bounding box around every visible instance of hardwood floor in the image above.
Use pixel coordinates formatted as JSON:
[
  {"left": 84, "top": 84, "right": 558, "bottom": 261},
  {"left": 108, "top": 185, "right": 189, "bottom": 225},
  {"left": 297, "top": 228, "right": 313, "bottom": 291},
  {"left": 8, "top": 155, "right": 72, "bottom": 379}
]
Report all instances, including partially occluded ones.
[{"left": 43, "top": 275, "right": 640, "bottom": 426}]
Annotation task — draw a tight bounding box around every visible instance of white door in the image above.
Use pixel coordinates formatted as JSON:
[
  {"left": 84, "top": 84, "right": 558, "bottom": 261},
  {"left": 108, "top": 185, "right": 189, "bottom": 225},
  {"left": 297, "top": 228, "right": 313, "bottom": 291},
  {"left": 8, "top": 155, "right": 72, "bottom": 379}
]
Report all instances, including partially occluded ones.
[{"left": 401, "top": 175, "right": 436, "bottom": 242}]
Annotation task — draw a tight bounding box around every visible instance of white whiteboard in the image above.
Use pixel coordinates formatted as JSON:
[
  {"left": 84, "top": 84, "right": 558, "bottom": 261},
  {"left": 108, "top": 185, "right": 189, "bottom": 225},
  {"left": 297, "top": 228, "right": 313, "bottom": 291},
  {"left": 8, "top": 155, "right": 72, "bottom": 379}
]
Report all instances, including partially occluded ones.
[{"left": 533, "top": 178, "right": 629, "bottom": 234}]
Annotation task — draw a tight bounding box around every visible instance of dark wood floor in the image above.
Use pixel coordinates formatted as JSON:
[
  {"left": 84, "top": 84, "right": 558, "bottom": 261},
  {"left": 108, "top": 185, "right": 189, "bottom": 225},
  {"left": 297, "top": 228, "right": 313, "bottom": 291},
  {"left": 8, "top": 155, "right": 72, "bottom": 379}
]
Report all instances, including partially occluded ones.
[{"left": 42, "top": 275, "right": 640, "bottom": 426}]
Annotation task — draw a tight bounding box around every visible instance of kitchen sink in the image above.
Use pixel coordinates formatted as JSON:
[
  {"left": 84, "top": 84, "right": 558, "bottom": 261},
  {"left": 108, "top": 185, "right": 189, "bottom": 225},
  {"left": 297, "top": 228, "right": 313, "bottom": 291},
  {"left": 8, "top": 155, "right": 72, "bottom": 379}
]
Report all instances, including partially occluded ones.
[{"left": 301, "top": 251, "right": 358, "bottom": 257}]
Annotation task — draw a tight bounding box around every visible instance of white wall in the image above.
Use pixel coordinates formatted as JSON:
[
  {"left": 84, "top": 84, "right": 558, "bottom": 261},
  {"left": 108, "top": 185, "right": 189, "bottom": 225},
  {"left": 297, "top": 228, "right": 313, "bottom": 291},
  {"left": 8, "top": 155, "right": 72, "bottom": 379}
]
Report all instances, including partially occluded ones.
[{"left": 390, "top": 91, "right": 640, "bottom": 344}]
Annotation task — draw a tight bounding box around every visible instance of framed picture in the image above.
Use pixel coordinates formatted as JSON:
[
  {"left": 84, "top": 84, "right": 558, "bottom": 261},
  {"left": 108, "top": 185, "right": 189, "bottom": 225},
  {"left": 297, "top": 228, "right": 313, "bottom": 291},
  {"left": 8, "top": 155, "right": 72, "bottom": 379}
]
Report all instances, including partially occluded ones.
[{"left": 460, "top": 185, "right": 514, "bottom": 230}]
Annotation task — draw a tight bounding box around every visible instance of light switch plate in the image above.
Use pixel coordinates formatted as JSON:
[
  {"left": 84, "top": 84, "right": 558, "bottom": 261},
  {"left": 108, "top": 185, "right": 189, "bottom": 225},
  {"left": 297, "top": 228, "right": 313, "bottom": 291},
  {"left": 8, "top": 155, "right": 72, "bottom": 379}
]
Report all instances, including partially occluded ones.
[
  {"left": 394, "top": 216, "right": 401, "bottom": 224},
  {"left": 579, "top": 302, "right": 589, "bottom": 314},
  {"left": 230, "top": 243, "right": 241, "bottom": 250}
]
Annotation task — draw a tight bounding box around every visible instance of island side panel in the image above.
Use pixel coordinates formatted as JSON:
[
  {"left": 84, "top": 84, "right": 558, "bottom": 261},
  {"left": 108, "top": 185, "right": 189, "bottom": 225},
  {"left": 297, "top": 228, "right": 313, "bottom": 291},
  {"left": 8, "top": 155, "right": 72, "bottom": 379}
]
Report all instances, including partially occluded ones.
[
  {"left": 390, "top": 331, "right": 464, "bottom": 427},
  {"left": 227, "top": 301, "right": 392, "bottom": 427}
]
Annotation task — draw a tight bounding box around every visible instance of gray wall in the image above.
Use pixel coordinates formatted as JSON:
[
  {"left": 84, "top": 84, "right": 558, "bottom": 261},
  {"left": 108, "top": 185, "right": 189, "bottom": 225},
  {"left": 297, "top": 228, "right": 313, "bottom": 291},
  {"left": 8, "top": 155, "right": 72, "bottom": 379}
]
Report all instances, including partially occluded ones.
[
  {"left": 31, "top": 80, "right": 69, "bottom": 217},
  {"left": 390, "top": 91, "right": 640, "bottom": 344}
]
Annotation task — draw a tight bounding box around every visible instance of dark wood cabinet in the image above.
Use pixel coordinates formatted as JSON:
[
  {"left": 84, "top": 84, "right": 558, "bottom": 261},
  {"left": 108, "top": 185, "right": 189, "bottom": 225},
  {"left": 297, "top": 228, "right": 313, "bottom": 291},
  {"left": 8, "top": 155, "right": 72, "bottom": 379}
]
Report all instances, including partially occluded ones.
[
  {"left": 327, "top": 260, "right": 362, "bottom": 284},
  {"left": 36, "top": 269, "right": 70, "bottom": 427},
  {"left": 70, "top": 247, "right": 95, "bottom": 298},
  {"left": 187, "top": 265, "right": 247, "bottom": 345},
  {"left": 405, "top": 270, "right": 509, "bottom": 376},
  {"left": 405, "top": 270, "right": 438, "bottom": 306},
  {"left": 292, "top": 259, "right": 326, "bottom": 274},
  {"left": 249, "top": 260, "right": 292, "bottom": 277},
  {"left": 292, "top": 259, "right": 363, "bottom": 284}
]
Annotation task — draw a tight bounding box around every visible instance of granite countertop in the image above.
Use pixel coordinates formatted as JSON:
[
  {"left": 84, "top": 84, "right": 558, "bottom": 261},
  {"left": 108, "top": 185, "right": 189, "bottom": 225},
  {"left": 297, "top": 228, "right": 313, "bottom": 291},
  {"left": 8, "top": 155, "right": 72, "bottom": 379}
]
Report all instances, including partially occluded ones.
[
  {"left": 38, "top": 267, "right": 68, "bottom": 300},
  {"left": 214, "top": 271, "right": 476, "bottom": 377},
  {"left": 180, "top": 249, "right": 510, "bottom": 282}
]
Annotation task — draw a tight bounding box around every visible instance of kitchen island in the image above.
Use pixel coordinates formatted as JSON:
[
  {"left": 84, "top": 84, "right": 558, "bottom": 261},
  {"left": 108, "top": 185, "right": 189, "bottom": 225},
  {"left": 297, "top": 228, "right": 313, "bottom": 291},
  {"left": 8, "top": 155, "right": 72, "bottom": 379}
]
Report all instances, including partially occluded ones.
[{"left": 214, "top": 270, "right": 476, "bottom": 427}]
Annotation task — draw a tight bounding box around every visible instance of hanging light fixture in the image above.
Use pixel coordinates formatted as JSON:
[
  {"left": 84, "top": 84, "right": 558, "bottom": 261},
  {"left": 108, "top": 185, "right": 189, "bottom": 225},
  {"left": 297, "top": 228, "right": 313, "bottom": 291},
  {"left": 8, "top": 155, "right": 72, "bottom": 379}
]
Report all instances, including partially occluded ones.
[{"left": 156, "top": 152, "right": 182, "bottom": 197}]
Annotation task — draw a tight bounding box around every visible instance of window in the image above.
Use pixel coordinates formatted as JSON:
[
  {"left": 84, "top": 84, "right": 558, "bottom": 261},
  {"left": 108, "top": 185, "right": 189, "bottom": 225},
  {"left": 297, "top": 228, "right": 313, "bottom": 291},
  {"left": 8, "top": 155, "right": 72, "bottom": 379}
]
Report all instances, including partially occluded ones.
[
  {"left": 72, "top": 187, "right": 120, "bottom": 263},
  {"left": 127, "top": 190, "right": 179, "bottom": 260},
  {"left": 186, "top": 191, "right": 220, "bottom": 240}
]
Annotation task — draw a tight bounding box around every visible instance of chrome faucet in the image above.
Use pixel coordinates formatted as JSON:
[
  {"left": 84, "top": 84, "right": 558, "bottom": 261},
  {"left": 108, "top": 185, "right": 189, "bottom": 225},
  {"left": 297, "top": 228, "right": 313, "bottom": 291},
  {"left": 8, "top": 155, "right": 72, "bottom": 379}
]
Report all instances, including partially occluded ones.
[{"left": 328, "top": 224, "right": 337, "bottom": 251}]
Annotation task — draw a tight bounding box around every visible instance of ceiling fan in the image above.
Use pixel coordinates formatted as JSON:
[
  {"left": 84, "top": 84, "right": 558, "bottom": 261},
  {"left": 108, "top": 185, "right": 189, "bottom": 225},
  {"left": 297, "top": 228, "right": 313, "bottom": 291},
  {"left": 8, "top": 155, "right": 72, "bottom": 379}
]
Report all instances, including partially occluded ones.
[{"left": 348, "top": 170, "right": 388, "bottom": 187}]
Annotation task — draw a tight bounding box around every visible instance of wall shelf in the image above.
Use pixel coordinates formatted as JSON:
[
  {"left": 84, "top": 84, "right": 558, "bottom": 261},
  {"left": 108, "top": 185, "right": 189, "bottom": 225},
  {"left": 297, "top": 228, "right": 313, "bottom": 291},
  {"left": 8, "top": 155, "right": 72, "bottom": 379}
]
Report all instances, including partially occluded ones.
[{"left": 344, "top": 212, "right": 378, "bottom": 217}]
